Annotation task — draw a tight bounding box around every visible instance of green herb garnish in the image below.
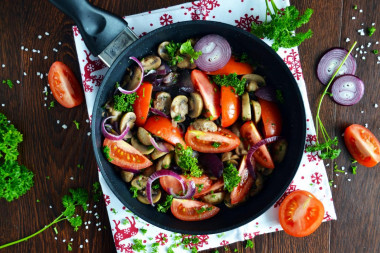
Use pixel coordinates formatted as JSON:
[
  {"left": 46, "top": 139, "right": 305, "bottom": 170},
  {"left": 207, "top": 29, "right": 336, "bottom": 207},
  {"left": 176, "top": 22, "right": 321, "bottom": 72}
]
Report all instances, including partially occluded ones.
[
  {"left": 2, "top": 79, "right": 14, "bottom": 88},
  {"left": 196, "top": 206, "right": 213, "bottom": 214},
  {"left": 175, "top": 144, "right": 203, "bottom": 177},
  {"left": 223, "top": 163, "right": 241, "bottom": 193},
  {"left": 245, "top": 240, "right": 254, "bottom": 249},
  {"left": 92, "top": 181, "right": 102, "bottom": 202},
  {"left": 166, "top": 40, "right": 202, "bottom": 66},
  {"left": 353, "top": 5, "right": 358, "bottom": 10},
  {"left": 132, "top": 239, "right": 146, "bottom": 252},
  {"left": 67, "top": 242, "right": 73, "bottom": 251},
  {"left": 368, "top": 26, "right": 376, "bottom": 37},
  {"left": 140, "top": 228, "right": 148, "bottom": 235},
  {"left": 102, "top": 146, "right": 113, "bottom": 162},
  {"left": 212, "top": 142, "right": 221, "bottom": 148},
  {"left": 251, "top": 0, "right": 313, "bottom": 51},
  {"left": 212, "top": 73, "right": 245, "bottom": 96},
  {"left": 130, "top": 186, "right": 139, "bottom": 198},
  {"left": 113, "top": 92, "right": 138, "bottom": 112},
  {"left": 48, "top": 101, "right": 55, "bottom": 109},
  {"left": 157, "top": 195, "right": 173, "bottom": 213},
  {"left": 352, "top": 165, "right": 357, "bottom": 175},
  {"left": 73, "top": 120, "right": 80, "bottom": 130},
  {"left": 276, "top": 89, "right": 284, "bottom": 103},
  {"left": 180, "top": 40, "right": 202, "bottom": 63},
  {"left": 173, "top": 115, "right": 182, "bottom": 122},
  {"left": 372, "top": 49, "right": 379, "bottom": 55}
]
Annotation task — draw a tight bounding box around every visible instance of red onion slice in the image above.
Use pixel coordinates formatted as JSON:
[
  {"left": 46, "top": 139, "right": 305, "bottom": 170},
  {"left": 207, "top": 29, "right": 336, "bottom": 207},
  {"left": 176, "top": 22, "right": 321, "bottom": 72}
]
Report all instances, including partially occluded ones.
[
  {"left": 246, "top": 136, "right": 282, "bottom": 179},
  {"left": 149, "top": 135, "right": 169, "bottom": 153},
  {"left": 194, "top": 34, "right": 231, "bottom": 72},
  {"left": 150, "top": 108, "right": 169, "bottom": 118},
  {"left": 331, "top": 74, "right": 364, "bottom": 106},
  {"left": 101, "top": 116, "right": 130, "bottom": 140},
  {"left": 168, "top": 181, "right": 196, "bottom": 199},
  {"left": 254, "top": 86, "right": 277, "bottom": 102},
  {"left": 146, "top": 170, "right": 186, "bottom": 206},
  {"left": 317, "top": 48, "right": 357, "bottom": 85},
  {"left": 118, "top": 56, "right": 144, "bottom": 94}
]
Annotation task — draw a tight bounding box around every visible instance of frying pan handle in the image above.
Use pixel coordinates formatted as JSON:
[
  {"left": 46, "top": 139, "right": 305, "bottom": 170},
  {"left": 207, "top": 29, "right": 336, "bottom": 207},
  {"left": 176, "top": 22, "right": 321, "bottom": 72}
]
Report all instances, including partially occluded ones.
[{"left": 49, "top": 0, "right": 138, "bottom": 66}]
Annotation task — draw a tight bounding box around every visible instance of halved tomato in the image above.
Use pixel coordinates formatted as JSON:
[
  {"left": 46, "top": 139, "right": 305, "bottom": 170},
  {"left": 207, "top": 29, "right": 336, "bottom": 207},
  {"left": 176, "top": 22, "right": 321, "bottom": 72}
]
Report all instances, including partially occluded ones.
[
  {"left": 171, "top": 199, "right": 220, "bottom": 221},
  {"left": 143, "top": 116, "right": 186, "bottom": 147},
  {"left": 185, "top": 126, "right": 240, "bottom": 153},
  {"left": 221, "top": 86, "right": 240, "bottom": 128},
  {"left": 191, "top": 69, "right": 221, "bottom": 120},
  {"left": 259, "top": 98, "right": 283, "bottom": 138},
  {"left": 344, "top": 124, "right": 380, "bottom": 167},
  {"left": 159, "top": 174, "right": 213, "bottom": 198},
  {"left": 133, "top": 82, "right": 153, "bottom": 126},
  {"left": 206, "top": 57, "right": 253, "bottom": 76},
  {"left": 230, "top": 156, "right": 254, "bottom": 205},
  {"left": 103, "top": 138, "right": 152, "bottom": 170},
  {"left": 240, "top": 121, "right": 275, "bottom": 169},
  {"left": 279, "top": 190, "right": 325, "bottom": 237}
]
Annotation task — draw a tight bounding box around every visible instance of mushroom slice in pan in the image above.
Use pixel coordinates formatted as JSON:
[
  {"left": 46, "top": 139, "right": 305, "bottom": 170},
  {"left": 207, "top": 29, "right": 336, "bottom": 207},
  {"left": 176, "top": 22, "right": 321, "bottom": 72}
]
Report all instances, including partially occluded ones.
[
  {"left": 142, "top": 165, "right": 156, "bottom": 177},
  {"left": 137, "top": 189, "right": 162, "bottom": 204},
  {"left": 124, "top": 65, "right": 142, "bottom": 90},
  {"left": 188, "top": 92, "right": 203, "bottom": 118},
  {"left": 141, "top": 55, "right": 161, "bottom": 71},
  {"left": 157, "top": 41, "right": 171, "bottom": 62},
  {"left": 120, "top": 170, "right": 134, "bottom": 183},
  {"left": 251, "top": 100, "right": 262, "bottom": 124},
  {"left": 154, "top": 92, "right": 172, "bottom": 115},
  {"left": 131, "top": 175, "right": 149, "bottom": 190},
  {"left": 177, "top": 54, "right": 197, "bottom": 69},
  {"left": 170, "top": 95, "right": 188, "bottom": 123},
  {"left": 131, "top": 136, "right": 154, "bottom": 155},
  {"left": 241, "top": 92, "right": 251, "bottom": 121},
  {"left": 151, "top": 143, "right": 174, "bottom": 160},
  {"left": 202, "top": 192, "right": 225, "bottom": 205},
  {"left": 120, "top": 112, "right": 136, "bottom": 139},
  {"left": 107, "top": 106, "right": 123, "bottom": 123},
  {"left": 192, "top": 119, "right": 217, "bottom": 132},
  {"left": 137, "top": 127, "right": 152, "bottom": 146},
  {"left": 161, "top": 153, "right": 173, "bottom": 169},
  {"left": 242, "top": 74, "right": 266, "bottom": 92}
]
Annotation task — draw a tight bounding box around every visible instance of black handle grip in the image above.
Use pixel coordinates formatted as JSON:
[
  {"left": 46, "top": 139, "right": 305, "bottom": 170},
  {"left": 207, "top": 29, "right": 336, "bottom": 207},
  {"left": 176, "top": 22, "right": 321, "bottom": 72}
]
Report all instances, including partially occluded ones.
[{"left": 49, "top": 0, "right": 130, "bottom": 56}]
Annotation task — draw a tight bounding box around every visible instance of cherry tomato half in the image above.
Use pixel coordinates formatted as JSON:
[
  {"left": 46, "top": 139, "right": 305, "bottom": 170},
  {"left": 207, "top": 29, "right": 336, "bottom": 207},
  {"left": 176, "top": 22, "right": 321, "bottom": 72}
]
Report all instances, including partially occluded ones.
[
  {"left": 48, "top": 61, "right": 84, "bottom": 108},
  {"left": 159, "top": 175, "right": 213, "bottom": 198},
  {"left": 171, "top": 199, "right": 220, "bottom": 221},
  {"left": 103, "top": 138, "right": 152, "bottom": 170},
  {"left": 344, "top": 124, "right": 380, "bottom": 167},
  {"left": 185, "top": 126, "right": 240, "bottom": 153},
  {"left": 259, "top": 98, "right": 283, "bottom": 138},
  {"left": 144, "top": 116, "right": 186, "bottom": 147},
  {"left": 279, "top": 190, "right": 325, "bottom": 237},
  {"left": 230, "top": 156, "right": 254, "bottom": 205},
  {"left": 206, "top": 57, "right": 253, "bottom": 76},
  {"left": 221, "top": 86, "right": 240, "bottom": 128},
  {"left": 133, "top": 82, "right": 153, "bottom": 126}
]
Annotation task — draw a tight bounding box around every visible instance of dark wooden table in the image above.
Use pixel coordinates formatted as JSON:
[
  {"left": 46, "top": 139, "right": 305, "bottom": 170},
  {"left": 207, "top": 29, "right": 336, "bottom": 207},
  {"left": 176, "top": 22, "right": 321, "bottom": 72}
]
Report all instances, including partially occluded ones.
[{"left": 0, "top": 0, "right": 379, "bottom": 252}]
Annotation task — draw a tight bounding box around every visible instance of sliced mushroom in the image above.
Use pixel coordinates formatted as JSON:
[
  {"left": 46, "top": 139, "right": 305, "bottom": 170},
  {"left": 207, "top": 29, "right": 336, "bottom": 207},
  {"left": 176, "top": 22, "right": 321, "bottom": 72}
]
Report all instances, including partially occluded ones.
[
  {"left": 272, "top": 139, "right": 288, "bottom": 164},
  {"left": 120, "top": 170, "right": 134, "bottom": 183},
  {"left": 250, "top": 173, "right": 264, "bottom": 197},
  {"left": 162, "top": 72, "right": 179, "bottom": 85},
  {"left": 241, "top": 92, "right": 251, "bottom": 121},
  {"left": 131, "top": 136, "right": 154, "bottom": 155},
  {"left": 235, "top": 141, "right": 248, "bottom": 156},
  {"left": 251, "top": 100, "right": 262, "bottom": 124},
  {"left": 154, "top": 92, "right": 172, "bottom": 115},
  {"left": 242, "top": 74, "right": 266, "bottom": 92},
  {"left": 137, "top": 127, "right": 152, "bottom": 146},
  {"left": 155, "top": 156, "right": 164, "bottom": 171},
  {"left": 141, "top": 55, "right": 161, "bottom": 71},
  {"left": 107, "top": 106, "right": 123, "bottom": 123},
  {"left": 192, "top": 119, "right": 217, "bottom": 132},
  {"left": 124, "top": 65, "right": 142, "bottom": 91},
  {"left": 170, "top": 95, "right": 188, "bottom": 123},
  {"left": 157, "top": 41, "right": 171, "bottom": 61},
  {"left": 131, "top": 175, "right": 149, "bottom": 190},
  {"left": 162, "top": 153, "right": 173, "bottom": 169},
  {"left": 188, "top": 92, "right": 203, "bottom": 118},
  {"left": 177, "top": 55, "right": 196, "bottom": 69},
  {"left": 202, "top": 192, "right": 225, "bottom": 205},
  {"left": 151, "top": 148, "right": 169, "bottom": 160},
  {"left": 120, "top": 112, "right": 136, "bottom": 138},
  {"left": 137, "top": 189, "right": 161, "bottom": 204},
  {"left": 142, "top": 165, "right": 156, "bottom": 177},
  {"left": 222, "top": 152, "right": 239, "bottom": 165}
]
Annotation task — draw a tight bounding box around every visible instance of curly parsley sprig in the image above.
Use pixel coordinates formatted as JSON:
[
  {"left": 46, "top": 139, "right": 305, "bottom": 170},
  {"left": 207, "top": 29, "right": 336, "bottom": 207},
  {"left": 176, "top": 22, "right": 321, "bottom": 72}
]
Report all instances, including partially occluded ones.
[
  {"left": 175, "top": 144, "right": 203, "bottom": 177},
  {"left": 251, "top": 0, "right": 313, "bottom": 51}
]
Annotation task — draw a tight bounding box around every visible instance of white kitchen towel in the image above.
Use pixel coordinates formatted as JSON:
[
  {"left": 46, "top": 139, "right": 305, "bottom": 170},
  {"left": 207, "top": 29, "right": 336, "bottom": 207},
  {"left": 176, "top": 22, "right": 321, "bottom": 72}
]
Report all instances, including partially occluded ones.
[{"left": 73, "top": 0, "right": 336, "bottom": 252}]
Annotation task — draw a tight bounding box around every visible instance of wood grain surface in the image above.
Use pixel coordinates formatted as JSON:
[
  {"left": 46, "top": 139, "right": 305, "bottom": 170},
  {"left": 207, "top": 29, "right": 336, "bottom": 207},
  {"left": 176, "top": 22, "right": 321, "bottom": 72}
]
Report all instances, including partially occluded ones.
[{"left": 0, "top": 0, "right": 379, "bottom": 252}]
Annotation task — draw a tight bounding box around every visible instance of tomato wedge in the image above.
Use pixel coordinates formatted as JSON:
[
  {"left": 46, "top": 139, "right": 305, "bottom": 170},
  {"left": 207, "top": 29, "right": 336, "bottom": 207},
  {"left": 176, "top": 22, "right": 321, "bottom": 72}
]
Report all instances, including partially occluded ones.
[
  {"left": 344, "top": 124, "right": 380, "bottom": 167},
  {"left": 48, "top": 61, "right": 84, "bottom": 108},
  {"left": 185, "top": 126, "right": 240, "bottom": 153},
  {"left": 103, "top": 138, "right": 152, "bottom": 170},
  {"left": 206, "top": 57, "right": 253, "bottom": 76},
  {"left": 191, "top": 69, "right": 221, "bottom": 120},
  {"left": 240, "top": 121, "right": 275, "bottom": 169},
  {"left": 259, "top": 99, "right": 283, "bottom": 138},
  {"left": 279, "top": 190, "right": 325, "bottom": 237},
  {"left": 160, "top": 175, "right": 213, "bottom": 198},
  {"left": 133, "top": 82, "right": 153, "bottom": 126},
  {"left": 221, "top": 86, "right": 240, "bottom": 128},
  {"left": 144, "top": 116, "right": 186, "bottom": 147},
  {"left": 230, "top": 156, "right": 254, "bottom": 205},
  {"left": 171, "top": 199, "right": 220, "bottom": 221}
]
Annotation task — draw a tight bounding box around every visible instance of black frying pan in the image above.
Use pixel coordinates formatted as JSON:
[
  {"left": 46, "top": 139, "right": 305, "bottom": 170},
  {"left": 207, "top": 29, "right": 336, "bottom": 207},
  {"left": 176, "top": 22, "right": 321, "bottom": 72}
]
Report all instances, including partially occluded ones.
[{"left": 50, "top": 0, "right": 306, "bottom": 234}]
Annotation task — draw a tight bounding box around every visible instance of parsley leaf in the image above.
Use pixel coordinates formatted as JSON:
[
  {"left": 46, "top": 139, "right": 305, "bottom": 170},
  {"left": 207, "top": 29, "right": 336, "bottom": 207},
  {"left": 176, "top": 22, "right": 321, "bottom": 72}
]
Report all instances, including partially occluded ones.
[
  {"left": 130, "top": 186, "right": 139, "bottom": 198},
  {"left": 2, "top": 79, "right": 14, "bottom": 88},
  {"left": 102, "top": 146, "right": 113, "bottom": 162},
  {"left": 245, "top": 239, "right": 254, "bottom": 249},
  {"left": 113, "top": 92, "right": 138, "bottom": 112},
  {"left": 157, "top": 195, "right": 173, "bottom": 213},
  {"left": 175, "top": 144, "right": 203, "bottom": 177},
  {"left": 132, "top": 239, "right": 146, "bottom": 252},
  {"left": 223, "top": 163, "right": 241, "bottom": 192},
  {"left": 368, "top": 26, "right": 376, "bottom": 36},
  {"left": 166, "top": 40, "right": 202, "bottom": 66},
  {"left": 306, "top": 137, "right": 341, "bottom": 160},
  {"left": 251, "top": 1, "right": 313, "bottom": 51},
  {"left": 92, "top": 181, "right": 102, "bottom": 202},
  {"left": 180, "top": 40, "right": 202, "bottom": 63},
  {"left": 212, "top": 142, "right": 221, "bottom": 148},
  {"left": 73, "top": 120, "right": 80, "bottom": 130},
  {"left": 212, "top": 73, "right": 246, "bottom": 96}
]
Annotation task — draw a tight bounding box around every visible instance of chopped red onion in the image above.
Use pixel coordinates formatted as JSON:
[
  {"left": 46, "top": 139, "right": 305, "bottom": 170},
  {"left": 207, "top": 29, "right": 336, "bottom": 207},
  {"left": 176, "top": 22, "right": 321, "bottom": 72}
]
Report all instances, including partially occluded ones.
[
  {"left": 150, "top": 107, "right": 169, "bottom": 118},
  {"left": 118, "top": 56, "right": 144, "bottom": 94},
  {"left": 101, "top": 116, "right": 130, "bottom": 140},
  {"left": 168, "top": 181, "right": 196, "bottom": 199},
  {"left": 255, "top": 86, "right": 277, "bottom": 102},
  {"left": 149, "top": 135, "right": 169, "bottom": 153}
]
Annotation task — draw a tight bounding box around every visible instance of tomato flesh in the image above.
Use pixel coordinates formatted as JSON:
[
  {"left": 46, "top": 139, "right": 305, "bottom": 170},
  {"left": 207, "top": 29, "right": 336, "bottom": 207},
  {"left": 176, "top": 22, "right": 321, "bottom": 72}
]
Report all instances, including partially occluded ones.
[
  {"left": 103, "top": 138, "right": 152, "bottom": 170},
  {"left": 185, "top": 126, "right": 240, "bottom": 153},
  {"left": 206, "top": 57, "right": 253, "bottom": 76},
  {"left": 160, "top": 175, "right": 213, "bottom": 198},
  {"left": 240, "top": 121, "right": 275, "bottom": 169},
  {"left": 191, "top": 69, "right": 221, "bottom": 120},
  {"left": 221, "top": 86, "right": 240, "bottom": 128},
  {"left": 230, "top": 156, "right": 254, "bottom": 205},
  {"left": 279, "top": 190, "right": 325, "bottom": 237},
  {"left": 344, "top": 124, "right": 380, "bottom": 167},
  {"left": 259, "top": 99, "right": 283, "bottom": 138},
  {"left": 133, "top": 82, "right": 153, "bottom": 126},
  {"left": 144, "top": 116, "right": 186, "bottom": 147},
  {"left": 48, "top": 61, "right": 84, "bottom": 108},
  {"left": 171, "top": 199, "right": 220, "bottom": 221}
]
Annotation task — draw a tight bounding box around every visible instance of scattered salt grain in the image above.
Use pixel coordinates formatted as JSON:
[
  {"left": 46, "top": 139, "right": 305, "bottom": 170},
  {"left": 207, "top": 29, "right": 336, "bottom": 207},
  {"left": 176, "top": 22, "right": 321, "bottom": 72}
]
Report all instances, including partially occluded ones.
[
  {"left": 98, "top": 228, "right": 102, "bottom": 231},
  {"left": 49, "top": 205, "right": 52, "bottom": 208},
  {"left": 84, "top": 222, "right": 87, "bottom": 225},
  {"left": 374, "top": 104, "right": 378, "bottom": 108},
  {"left": 89, "top": 210, "right": 92, "bottom": 214},
  {"left": 58, "top": 41, "right": 62, "bottom": 45},
  {"left": 1, "top": 64, "right": 5, "bottom": 68},
  {"left": 355, "top": 54, "right": 358, "bottom": 58},
  {"left": 348, "top": 178, "right": 351, "bottom": 181},
  {"left": 44, "top": 97, "right": 47, "bottom": 100},
  {"left": 16, "top": 80, "right": 20, "bottom": 84},
  {"left": 359, "top": 50, "right": 363, "bottom": 54},
  {"left": 352, "top": 16, "right": 356, "bottom": 20},
  {"left": 44, "top": 56, "right": 48, "bottom": 60},
  {"left": 326, "top": 163, "right": 330, "bottom": 167},
  {"left": 342, "top": 166, "right": 345, "bottom": 170},
  {"left": 38, "top": 35, "right": 42, "bottom": 39},
  {"left": 21, "top": 46, "right": 24, "bottom": 50},
  {"left": 86, "top": 210, "right": 89, "bottom": 213},
  {"left": 25, "top": 48, "right": 28, "bottom": 51},
  {"left": 93, "top": 205, "right": 97, "bottom": 208},
  {"left": 45, "top": 32, "right": 50, "bottom": 36},
  {"left": 346, "top": 38, "right": 350, "bottom": 42},
  {"left": 365, "top": 123, "right": 368, "bottom": 128},
  {"left": 364, "top": 51, "right": 367, "bottom": 54},
  {"left": 37, "top": 50, "right": 40, "bottom": 54},
  {"left": 37, "top": 72, "right": 40, "bottom": 76},
  {"left": 85, "top": 239, "right": 89, "bottom": 243},
  {"left": 334, "top": 185, "right": 337, "bottom": 188},
  {"left": 87, "top": 132, "right": 91, "bottom": 136},
  {"left": 30, "top": 58, "right": 33, "bottom": 61},
  {"left": 54, "top": 237, "right": 57, "bottom": 240},
  {"left": 362, "top": 56, "right": 366, "bottom": 60},
  {"left": 57, "top": 120, "right": 60, "bottom": 124},
  {"left": 43, "top": 104, "right": 46, "bottom": 107},
  {"left": 361, "top": 45, "right": 365, "bottom": 49},
  {"left": 40, "top": 74, "right": 44, "bottom": 79},
  {"left": 23, "top": 72, "right": 27, "bottom": 76},
  {"left": 336, "top": 174, "right": 339, "bottom": 177},
  {"left": 63, "top": 239, "right": 66, "bottom": 242},
  {"left": 53, "top": 48, "right": 58, "bottom": 52},
  {"left": 1, "top": 104, "right": 5, "bottom": 107},
  {"left": 358, "top": 29, "right": 365, "bottom": 36},
  {"left": 62, "top": 124, "right": 67, "bottom": 129},
  {"left": 70, "top": 177, "right": 74, "bottom": 180},
  {"left": 356, "top": 47, "right": 359, "bottom": 51},
  {"left": 85, "top": 226, "right": 88, "bottom": 229},
  {"left": 86, "top": 119, "right": 90, "bottom": 123},
  {"left": 345, "top": 172, "right": 348, "bottom": 175},
  {"left": 359, "top": 9, "right": 363, "bottom": 13},
  {"left": 376, "top": 41, "right": 379, "bottom": 45},
  {"left": 32, "top": 49, "right": 37, "bottom": 53},
  {"left": 88, "top": 221, "right": 91, "bottom": 224},
  {"left": 70, "top": 238, "right": 74, "bottom": 242},
  {"left": 372, "top": 22, "right": 376, "bottom": 26},
  {"left": 367, "top": 42, "right": 372, "bottom": 47},
  {"left": 80, "top": 245, "right": 83, "bottom": 249},
  {"left": 361, "top": 23, "right": 364, "bottom": 26}
]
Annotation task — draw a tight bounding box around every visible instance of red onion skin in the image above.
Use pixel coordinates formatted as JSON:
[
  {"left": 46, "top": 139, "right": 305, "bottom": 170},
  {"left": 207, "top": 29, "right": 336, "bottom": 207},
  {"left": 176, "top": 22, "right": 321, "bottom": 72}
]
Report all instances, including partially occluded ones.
[
  {"left": 168, "top": 181, "right": 196, "bottom": 199},
  {"left": 150, "top": 108, "right": 169, "bottom": 118},
  {"left": 331, "top": 74, "right": 364, "bottom": 106},
  {"left": 149, "top": 135, "right": 169, "bottom": 153},
  {"left": 101, "top": 116, "right": 130, "bottom": 140},
  {"left": 254, "top": 86, "right": 277, "bottom": 102},
  {"left": 118, "top": 56, "right": 144, "bottom": 94}
]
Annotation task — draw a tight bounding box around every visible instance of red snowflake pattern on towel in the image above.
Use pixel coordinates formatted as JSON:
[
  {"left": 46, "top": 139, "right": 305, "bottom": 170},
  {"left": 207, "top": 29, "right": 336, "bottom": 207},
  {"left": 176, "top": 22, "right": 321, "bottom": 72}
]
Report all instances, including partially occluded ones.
[
  {"left": 311, "top": 172, "right": 323, "bottom": 184},
  {"left": 82, "top": 50, "right": 107, "bottom": 92},
  {"left": 160, "top": 14, "right": 173, "bottom": 26},
  {"left": 104, "top": 194, "right": 111, "bottom": 206},
  {"left": 155, "top": 232, "right": 168, "bottom": 245},
  {"left": 283, "top": 49, "right": 303, "bottom": 80},
  {"left": 182, "top": 235, "right": 209, "bottom": 249},
  {"left": 235, "top": 14, "right": 262, "bottom": 32},
  {"left": 188, "top": 0, "right": 220, "bottom": 20}
]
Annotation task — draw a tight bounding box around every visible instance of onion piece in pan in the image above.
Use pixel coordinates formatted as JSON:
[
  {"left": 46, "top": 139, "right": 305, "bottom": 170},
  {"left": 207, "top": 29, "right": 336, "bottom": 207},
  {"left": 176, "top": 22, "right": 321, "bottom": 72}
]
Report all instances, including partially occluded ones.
[
  {"left": 331, "top": 74, "right": 364, "bottom": 106},
  {"left": 146, "top": 170, "right": 186, "bottom": 206},
  {"left": 101, "top": 116, "right": 130, "bottom": 140},
  {"left": 149, "top": 135, "right": 169, "bottom": 153},
  {"left": 194, "top": 34, "right": 231, "bottom": 72},
  {"left": 246, "top": 136, "right": 282, "bottom": 179},
  {"left": 317, "top": 48, "right": 357, "bottom": 85},
  {"left": 150, "top": 107, "right": 169, "bottom": 118},
  {"left": 254, "top": 86, "right": 277, "bottom": 102},
  {"left": 168, "top": 181, "right": 196, "bottom": 199},
  {"left": 118, "top": 56, "right": 144, "bottom": 94}
]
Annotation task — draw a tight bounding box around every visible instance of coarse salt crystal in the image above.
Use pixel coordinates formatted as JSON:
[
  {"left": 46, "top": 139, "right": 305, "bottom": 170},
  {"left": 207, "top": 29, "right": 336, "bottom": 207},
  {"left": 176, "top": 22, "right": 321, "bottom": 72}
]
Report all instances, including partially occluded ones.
[
  {"left": 355, "top": 54, "right": 358, "bottom": 58},
  {"left": 37, "top": 72, "right": 40, "bottom": 76},
  {"left": 85, "top": 226, "right": 88, "bottom": 229},
  {"left": 25, "top": 48, "right": 28, "bottom": 51},
  {"left": 44, "top": 97, "right": 47, "bottom": 100},
  {"left": 84, "top": 222, "right": 87, "bottom": 225},
  {"left": 367, "top": 42, "right": 372, "bottom": 47},
  {"left": 87, "top": 132, "right": 91, "bottom": 136},
  {"left": 93, "top": 205, "right": 97, "bottom": 208},
  {"left": 58, "top": 41, "right": 62, "bottom": 45},
  {"left": 361, "top": 45, "right": 365, "bottom": 49},
  {"left": 372, "top": 22, "right": 375, "bottom": 26},
  {"left": 342, "top": 166, "right": 345, "bottom": 170},
  {"left": 45, "top": 32, "right": 50, "bottom": 36},
  {"left": 362, "top": 56, "right": 366, "bottom": 60},
  {"left": 23, "top": 72, "right": 27, "bottom": 76},
  {"left": 376, "top": 41, "right": 379, "bottom": 45},
  {"left": 63, "top": 239, "right": 66, "bottom": 242},
  {"left": 346, "top": 38, "right": 350, "bottom": 42},
  {"left": 70, "top": 238, "right": 73, "bottom": 242},
  {"left": 44, "top": 56, "right": 48, "bottom": 60},
  {"left": 334, "top": 185, "right": 337, "bottom": 188},
  {"left": 38, "top": 35, "right": 42, "bottom": 39},
  {"left": 356, "top": 48, "right": 359, "bottom": 51},
  {"left": 364, "top": 51, "right": 367, "bottom": 54},
  {"left": 348, "top": 178, "right": 351, "bottom": 181},
  {"left": 86, "top": 119, "right": 90, "bottom": 123},
  {"left": 336, "top": 174, "right": 339, "bottom": 177},
  {"left": 44, "top": 104, "right": 46, "bottom": 107},
  {"left": 62, "top": 124, "right": 67, "bottom": 129},
  {"left": 40, "top": 74, "right": 43, "bottom": 79},
  {"left": 352, "top": 16, "right": 356, "bottom": 20},
  {"left": 53, "top": 48, "right": 58, "bottom": 52},
  {"left": 55, "top": 237, "right": 57, "bottom": 240},
  {"left": 326, "top": 163, "right": 330, "bottom": 167},
  {"left": 85, "top": 239, "right": 89, "bottom": 243},
  {"left": 57, "top": 120, "right": 60, "bottom": 124},
  {"left": 30, "top": 58, "right": 33, "bottom": 61},
  {"left": 359, "top": 9, "right": 363, "bottom": 13},
  {"left": 49, "top": 205, "right": 52, "bottom": 208},
  {"left": 21, "top": 46, "right": 24, "bottom": 50},
  {"left": 32, "top": 49, "right": 37, "bottom": 53},
  {"left": 374, "top": 104, "right": 378, "bottom": 108},
  {"left": 365, "top": 123, "right": 368, "bottom": 128},
  {"left": 345, "top": 172, "right": 348, "bottom": 175},
  {"left": 16, "top": 80, "right": 20, "bottom": 84},
  {"left": 1, "top": 104, "right": 5, "bottom": 107},
  {"left": 361, "top": 110, "right": 364, "bottom": 113},
  {"left": 88, "top": 221, "right": 91, "bottom": 224},
  {"left": 70, "top": 177, "right": 74, "bottom": 180},
  {"left": 98, "top": 228, "right": 101, "bottom": 231},
  {"left": 1, "top": 64, "right": 5, "bottom": 68},
  {"left": 80, "top": 245, "right": 83, "bottom": 248}
]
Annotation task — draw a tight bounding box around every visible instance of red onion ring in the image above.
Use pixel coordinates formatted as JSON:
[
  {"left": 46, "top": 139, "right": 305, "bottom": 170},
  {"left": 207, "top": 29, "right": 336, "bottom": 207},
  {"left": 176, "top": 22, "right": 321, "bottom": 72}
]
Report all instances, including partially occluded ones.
[
  {"left": 149, "top": 135, "right": 169, "bottom": 153},
  {"left": 168, "top": 181, "right": 196, "bottom": 199},
  {"left": 331, "top": 74, "right": 364, "bottom": 106},
  {"left": 101, "top": 116, "right": 130, "bottom": 140},
  {"left": 146, "top": 170, "right": 186, "bottom": 206},
  {"left": 150, "top": 108, "right": 169, "bottom": 118},
  {"left": 118, "top": 56, "right": 144, "bottom": 94},
  {"left": 194, "top": 34, "right": 231, "bottom": 72},
  {"left": 246, "top": 136, "right": 282, "bottom": 179}
]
